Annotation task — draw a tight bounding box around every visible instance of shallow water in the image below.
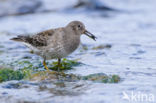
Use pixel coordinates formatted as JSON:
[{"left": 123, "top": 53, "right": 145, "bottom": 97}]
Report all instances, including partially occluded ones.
[{"left": 0, "top": 0, "right": 156, "bottom": 103}]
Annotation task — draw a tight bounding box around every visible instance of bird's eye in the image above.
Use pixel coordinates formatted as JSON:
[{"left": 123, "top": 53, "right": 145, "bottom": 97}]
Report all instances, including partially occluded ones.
[{"left": 78, "top": 25, "right": 81, "bottom": 28}]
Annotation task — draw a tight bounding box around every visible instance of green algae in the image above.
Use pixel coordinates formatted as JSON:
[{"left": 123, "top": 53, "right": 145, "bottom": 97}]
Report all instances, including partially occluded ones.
[
  {"left": 0, "top": 59, "right": 120, "bottom": 83},
  {"left": 16, "top": 60, "right": 42, "bottom": 70},
  {"left": 49, "top": 58, "right": 81, "bottom": 71},
  {"left": 82, "top": 73, "right": 120, "bottom": 83},
  {"left": 18, "top": 60, "right": 32, "bottom": 65},
  {"left": 20, "top": 68, "right": 33, "bottom": 79},
  {"left": 0, "top": 65, "right": 33, "bottom": 83},
  {"left": 0, "top": 68, "right": 25, "bottom": 82},
  {"left": 0, "top": 58, "right": 82, "bottom": 82},
  {"left": 0, "top": 67, "right": 120, "bottom": 83},
  {"left": 14, "top": 59, "right": 81, "bottom": 71}
]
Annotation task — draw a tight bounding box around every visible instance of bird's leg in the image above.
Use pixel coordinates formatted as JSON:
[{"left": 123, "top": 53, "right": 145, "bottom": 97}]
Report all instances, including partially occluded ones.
[
  {"left": 56, "top": 58, "right": 61, "bottom": 80},
  {"left": 43, "top": 59, "right": 49, "bottom": 71},
  {"left": 57, "top": 58, "right": 61, "bottom": 72}
]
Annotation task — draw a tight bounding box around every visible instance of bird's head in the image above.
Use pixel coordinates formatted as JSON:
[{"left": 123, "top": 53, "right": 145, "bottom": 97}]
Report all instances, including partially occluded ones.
[{"left": 67, "top": 21, "right": 97, "bottom": 41}]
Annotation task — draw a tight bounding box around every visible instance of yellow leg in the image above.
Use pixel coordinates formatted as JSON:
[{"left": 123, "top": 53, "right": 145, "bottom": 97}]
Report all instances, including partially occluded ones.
[{"left": 43, "top": 60, "right": 49, "bottom": 71}]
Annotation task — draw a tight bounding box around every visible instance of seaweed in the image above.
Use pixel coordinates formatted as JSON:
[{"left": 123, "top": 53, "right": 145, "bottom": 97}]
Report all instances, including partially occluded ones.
[
  {"left": 0, "top": 68, "right": 120, "bottom": 83},
  {"left": 0, "top": 68, "right": 25, "bottom": 82},
  {"left": 0, "top": 59, "right": 120, "bottom": 84},
  {"left": 49, "top": 58, "right": 81, "bottom": 71},
  {"left": 82, "top": 73, "right": 120, "bottom": 83}
]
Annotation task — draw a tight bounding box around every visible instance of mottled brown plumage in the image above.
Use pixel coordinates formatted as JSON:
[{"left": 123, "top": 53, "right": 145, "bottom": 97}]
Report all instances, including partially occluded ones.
[
  {"left": 11, "top": 29, "right": 55, "bottom": 47},
  {"left": 11, "top": 21, "right": 97, "bottom": 71}
]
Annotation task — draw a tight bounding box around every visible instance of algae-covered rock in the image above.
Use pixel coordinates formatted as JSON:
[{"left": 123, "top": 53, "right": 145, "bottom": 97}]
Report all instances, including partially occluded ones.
[
  {"left": 80, "top": 44, "right": 89, "bottom": 52},
  {"left": 31, "top": 71, "right": 81, "bottom": 82},
  {"left": 0, "top": 65, "right": 33, "bottom": 83},
  {"left": 16, "top": 60, "right": 43, "bottom": 70},
  {"left": 82, "top": 73, "right": 120, "bottom": 83},
  {"left": 15, "top": 59, "right": 81, "bottom": 71},
  {"left": 31, "top": 71, "right": 120, "bottom": 83},
  {"left": 49, "top": 58, "right": 81, "bottom": 71},
  {"left": 0, "top": 67, "right": 120, "bottom": 83},
  {"left": 0, "top": 59, "right": 120, "bottom": 84},
  {"left": 92, "top": 44, "right": 112, "bottom": 50},
  {"left": 0, "top": 68, "right": 25, "bottom": 82},
  {"left": 2, "top": 82, "right": 23, "bottom": 89}
]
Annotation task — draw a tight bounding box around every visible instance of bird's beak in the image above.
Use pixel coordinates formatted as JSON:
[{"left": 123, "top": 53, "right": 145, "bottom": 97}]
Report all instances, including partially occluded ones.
[{"left": 84, "top": 30, "right": 97, "bottom": 41}]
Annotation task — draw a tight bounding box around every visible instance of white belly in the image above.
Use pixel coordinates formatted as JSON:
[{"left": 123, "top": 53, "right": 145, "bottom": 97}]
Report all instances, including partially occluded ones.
[{"left": 42, "top": 47, "right": 69, "bottom": 60}]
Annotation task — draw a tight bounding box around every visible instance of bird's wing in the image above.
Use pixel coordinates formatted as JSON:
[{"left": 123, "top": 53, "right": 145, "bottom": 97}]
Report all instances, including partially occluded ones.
[{"left": 11, "top": 29, "right": 55, "bottom": 47}]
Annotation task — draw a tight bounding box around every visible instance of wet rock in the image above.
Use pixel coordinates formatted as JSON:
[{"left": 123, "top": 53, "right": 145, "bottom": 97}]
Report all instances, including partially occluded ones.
[
  {"left": 82, "top": 73, "right": 120, "bottom": 83},
  {"left": 129, "top": 57, "right": 142, "bottom": 60},
  {"left": 92, "top": 44, "right": 112, "bottom": 50},
  {"left": 137, "top": 50, "right": 146, "bottom": 54},
  {"left": 0, "top": 0, "right": 42, "bottom": 17},
  {"left": 2, "top": 81, "right": 31, "bottom": 89},
  {"left": 31, "top": 71, "right": 81, "bottom": 82},
  {"left": 81, "top": 44, "right": 89, "bottom": 51},
  {"left": 132, "top": 50, "right": 146, "bottom": 56},
  {"left": 95, "top": 52, "right": 105, "bottom": 56},
  {"left": 0, "top": 44, "right": 4, "bottom": 55},
  {"left": 1, "top": 92, "right": 8, "bottom": 95},
  {"left": 0, "top": 45, "right": 4, "bottom": 48},
  {"left": 22, "top": 56, "right": 32, "bottom": 59},
  {"left": 2, "top": 82, "right": 22, "bottom": 89},
  {"left": 130, "top": 44, "right": 141, "bottom": 47},
  {"left": 0, "top": 50, "right": 4, "bottom": 54},
  {"left": 0, "top": 60, "right": 120, "bottom": 84},
  {"left": 74, "top": 0, "right": 115, "bottom": 11},
  {"left": 38, "top": 82, "right": 85, "bottom": 96},
  {"left": 31, "top": 71, "right": 120, "bottom": 83}
]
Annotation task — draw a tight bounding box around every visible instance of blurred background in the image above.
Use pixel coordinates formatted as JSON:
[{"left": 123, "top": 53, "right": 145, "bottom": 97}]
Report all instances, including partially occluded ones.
[{"left": 0, "top": 0, "right": 156, "bottom": 103}]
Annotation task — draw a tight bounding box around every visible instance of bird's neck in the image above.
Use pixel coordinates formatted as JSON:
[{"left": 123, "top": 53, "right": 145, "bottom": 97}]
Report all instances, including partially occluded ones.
[{"left": 63, "top": 32, "right": 80, "bottom": 54}]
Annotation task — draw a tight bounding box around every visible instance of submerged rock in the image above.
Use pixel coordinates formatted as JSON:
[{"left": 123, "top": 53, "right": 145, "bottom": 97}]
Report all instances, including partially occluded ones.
[
  {"left": 38, "top": 81, "right": 87, "bottom": 96},
  {"left": 0, "top": 44, "right": 4, "bottom": 55},
  {"left": 92, "top": 44, "right": 112, "bottom": 50},
  {"left": 0, "top": 0, "right": 42, "bottom": 17},
  {"left": 74, "top": 0, "right": 115, "bottom": 11},
  {"left": 0, "top": 50, "right": 4, "bottom": 54}
]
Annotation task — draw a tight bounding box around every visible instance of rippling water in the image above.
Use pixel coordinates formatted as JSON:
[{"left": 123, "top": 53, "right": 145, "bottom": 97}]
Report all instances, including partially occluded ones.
[{"left": 0, "top": 0, "right": 156, "bottom": 103}]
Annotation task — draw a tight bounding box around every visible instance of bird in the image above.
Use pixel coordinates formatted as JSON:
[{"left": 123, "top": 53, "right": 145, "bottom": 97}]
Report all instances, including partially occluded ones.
[{"left": 11, "top": 21, "right": 97, "bottom": 71}]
